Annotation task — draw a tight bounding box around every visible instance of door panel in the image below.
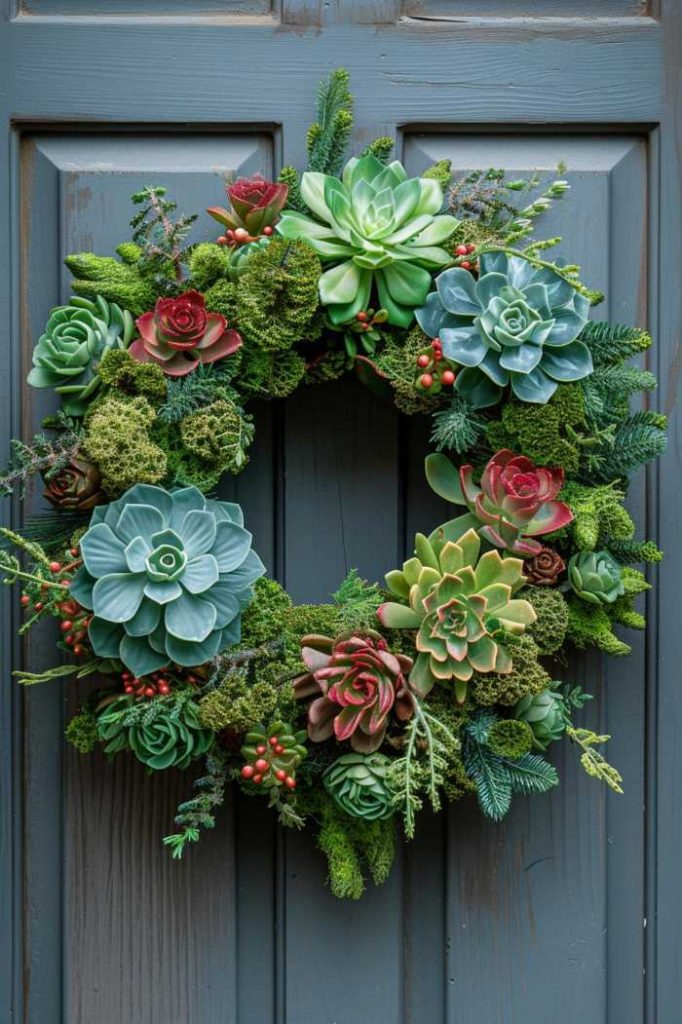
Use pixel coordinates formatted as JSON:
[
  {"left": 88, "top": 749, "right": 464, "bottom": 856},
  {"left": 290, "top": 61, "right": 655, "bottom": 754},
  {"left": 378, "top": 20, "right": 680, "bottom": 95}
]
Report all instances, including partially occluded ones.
[{"left": 2, "top": 4, "right": 680, "bottom": 1023}]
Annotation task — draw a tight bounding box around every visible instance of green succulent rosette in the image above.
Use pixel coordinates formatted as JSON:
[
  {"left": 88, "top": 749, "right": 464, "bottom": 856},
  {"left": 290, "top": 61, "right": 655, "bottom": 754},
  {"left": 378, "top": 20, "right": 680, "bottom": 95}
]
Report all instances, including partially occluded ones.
[
  {"left": 416, "top": 251, "right": 591, "bottom": 408},
  {"left": 323, "top": 752, "right": 395, "bottom": 821},
  {"left": 227, "top": 237, "right": 270, "bottom": 281},
  {"left": 514, "top": 689, "right": 567, "bottom": 751},
  {"left": 27, "top": 295, "right": 134, "bottom": 415},
  {"left": 97, "top": 695, "right": 213, "bottom": 770},
  {"left": 69, "top": 483, "right": 265, "bottom": 676},
  {"left": 276, "top": 153, "right": 458, "bottom": 328},
  {"left": 568, "top": 550, "right": 625, "bottom": 605}
]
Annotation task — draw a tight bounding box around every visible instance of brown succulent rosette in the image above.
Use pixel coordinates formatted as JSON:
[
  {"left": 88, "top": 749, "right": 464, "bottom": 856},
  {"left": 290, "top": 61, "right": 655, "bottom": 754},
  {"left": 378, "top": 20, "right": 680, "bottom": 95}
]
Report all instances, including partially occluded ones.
[
  {"left": 523, "top": 545, "right": 566, "bottom": 586},
  {"left": 43, "top": 456, "right": 104, "bottom": 511}
]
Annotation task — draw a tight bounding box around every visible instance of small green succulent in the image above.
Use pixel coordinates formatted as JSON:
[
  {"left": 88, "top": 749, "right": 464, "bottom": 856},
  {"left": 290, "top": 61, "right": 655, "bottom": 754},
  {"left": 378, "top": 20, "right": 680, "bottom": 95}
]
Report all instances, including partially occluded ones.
[
  {"left": 69, "top": 483, "right": 265, "bottom": 676},
  {"left": 568, "top": 550, "right": 625, "bottom": 605},
  {"left": 378, "top": 527, "right": 536, "bottom": 702},
  {"left": 276, "top": 153, "right": 458, "bottom": 328},
  {"left": 416, "top": 251, "right": 592, "bottom": 407},
  {"left": 324, "top": 752, "right": 396, "bottom": 821},
  {"left": 27, "top": 295, "right": 135, "bottom": 415},
  {"left": 514, "top": 689, "right": 567, "bottom": 751},
  {"left": 97, "top": 695, "right": 213, "bottom": 770}
]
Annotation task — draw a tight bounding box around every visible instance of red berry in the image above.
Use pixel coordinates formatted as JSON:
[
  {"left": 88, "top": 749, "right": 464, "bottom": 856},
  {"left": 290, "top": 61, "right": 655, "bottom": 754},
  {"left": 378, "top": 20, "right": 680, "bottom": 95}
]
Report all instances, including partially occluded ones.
[
  {"left": 20, "top": 595, "right": 30, "bottom": 607},
  {"left": 256, "top": 744, "right": 267, "bottom": 755},
  {"left": 34, "top": 602, "right": 44, "bottom": 612},
  {"left": 253, "top": 774, "right": 263, "bottom": 785},
  {"left": 70, "top": 547, "right": 79, "bottom": 557},
  {"left": 274, "top": 744, "right": 285, "bottom": 755},
  {"left": 255, "top": 758, "right": 269, "bottom": 773},
  {"left": 417, "top": 354, "right": 430, "bottom": 368},
  {"left": 455, "top": 244, "right": 468, "bottom": 256},
  {"left": 356, "top": 311, "right": 369, "bottom": 322},
  {"left": 217, "top": 235, "right": 228, "bottom": 245},
  {"left": 124, "top": 684, "right": 133, "bottom": 694},
  {"left": 60, "top": 620, "right": 73, "bottom": 632},
  {"left": 73, "top": 644, "right": 84, "bottom": 656},
  {"left": 419, "top": 373, "right": 433, "bottom": 389},
  {"left": 460, "top": 261, "right": 472, "bottom": 270},
  {"left": 65, "top": 635, "right": 74, "bottom": 646},
  {"left": 275, "top": 769, "right": 287, "bottom": 782},
  {"left": 158, "top": 684, "right": 170, "bottom": 696},
  {"left": 466, "top": 243, "right": 476, "bottom": 253},
  {"left": 49, "top": 562, "right": 61, "bottom": 573},
  {"left": 431, "top": 338, "right": 441, "bottom": 350},
  {"left": 269, "top": 736, "right": 278, "bottom": 746},
  {"left": 234, "top": 227, "right": 249, "bottom": 243},
  {"left": 241, "top": 765, "right": 255, "bottom": 779},
  {"left": 263, "top": 225, "right": 273, "bottom": 236},
  {"left": 285, "top": 777, "right": 297, "bottom": 790},
  {"left": 441, "top": 370, "right": 456, "bottom": 386},
  {"left": 144, "top": 686, "right": 155, "bottom": 697}
]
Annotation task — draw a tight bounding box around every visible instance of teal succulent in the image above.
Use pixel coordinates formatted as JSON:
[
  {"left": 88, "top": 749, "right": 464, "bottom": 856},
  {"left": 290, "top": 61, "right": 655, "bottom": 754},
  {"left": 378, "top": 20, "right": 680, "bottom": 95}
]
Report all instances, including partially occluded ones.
[
  {"left": 276, "top": 153, "right": 458, "bottom": 328},
  {"left": 568, "top": 550, "right": 625, "bottom": 605},
  {"left": 416, "top": 251, "right": 592, "bottom": 408},
  {"left": 323, "top": 752, "right": 396, "bottom": 821},
  {"left": 514, "top": 689, "right": 566, "bottom": 751},
  {"left": 69, "top": 483, "right": 265, "bottom": 676},
  {"left": 27, "top": 295, "right": 134, "bottom": 415},
  {"left": 97, "top": 694, "right": 213, "bottom": 770},
  {"left": 226, "top": 237, "right": 270, "bottom": 281}
]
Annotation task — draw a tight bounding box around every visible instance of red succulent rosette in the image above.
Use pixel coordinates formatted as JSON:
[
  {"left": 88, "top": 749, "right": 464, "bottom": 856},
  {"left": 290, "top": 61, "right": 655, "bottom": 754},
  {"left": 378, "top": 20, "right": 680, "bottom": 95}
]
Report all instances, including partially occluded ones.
[
  {"left": 207, "top": 175, "right": 289, "bottom": 238},
  {"left": 129, "top": 290, "right": 241, "bottom": 377},
  {"left": 523, "top": 545, "right": 566, "bottom": 586},
  {"left": 293, "top": 630, "right": 414, "bottom": 754},
  {"left": 460, "top": 449, "right": 573, "bottom": 556}
]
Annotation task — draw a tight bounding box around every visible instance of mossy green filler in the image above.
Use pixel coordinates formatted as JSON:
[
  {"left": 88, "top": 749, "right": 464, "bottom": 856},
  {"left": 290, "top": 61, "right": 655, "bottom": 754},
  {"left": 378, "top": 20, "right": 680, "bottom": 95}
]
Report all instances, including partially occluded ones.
[{"left": 0, "top": 69, "right": 667, "bottom": 900}]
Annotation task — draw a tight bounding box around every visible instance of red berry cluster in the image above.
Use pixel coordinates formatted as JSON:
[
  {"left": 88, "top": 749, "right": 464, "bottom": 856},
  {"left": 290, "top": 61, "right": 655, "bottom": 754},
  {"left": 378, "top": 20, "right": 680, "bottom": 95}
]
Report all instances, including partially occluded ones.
[
  {"left": 416, "top": 338, "right": 457, "bottom": 392},
  {"left": 121, "top": 667, "right": 200, "bottom": 700},
  {"left": 20, "top": 546, "right": 90, "bottom": 657},
  {"left": 241, "top": 733, "right": 297, "bottom": 790},
  {"left": 455, "top": 243, "right": 479, "bottom": 272},
  {"left": 217, "top": 225, "right": 273, "bottom": 247}
]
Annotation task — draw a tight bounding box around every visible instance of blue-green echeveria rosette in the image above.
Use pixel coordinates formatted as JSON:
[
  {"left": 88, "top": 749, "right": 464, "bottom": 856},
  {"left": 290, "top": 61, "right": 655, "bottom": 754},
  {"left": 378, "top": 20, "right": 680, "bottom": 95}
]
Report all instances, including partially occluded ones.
[
  {"left": 415, "top": 251, "right": 592, "bottom": 408},
  {"left": 27, "top": 295, "right": 134, "bottom": 415},
  {"left": 276, "top": 153, "right": 458, "bottom": 328},
  {"left": 69, "top": 484, "right": 265, "bottom": 676}
]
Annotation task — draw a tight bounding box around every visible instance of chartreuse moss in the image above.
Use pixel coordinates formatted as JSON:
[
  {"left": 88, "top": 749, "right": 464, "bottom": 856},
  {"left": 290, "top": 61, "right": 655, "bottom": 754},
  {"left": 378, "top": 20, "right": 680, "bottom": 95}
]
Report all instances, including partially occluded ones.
[
  {"left": 84, "top": 394, "right": 167, "bottom": 496},
  {"left": 521, "top": 587, "right": 569, "bottom": 656},
  {"left": 470, "top": 636, "right": 551, "bottom": 707},
  {"left": 65, "top": 707, "right": 99, "bottom": 754},
  {"left": 486, "top": 385, "right": 586, "bottom": 474}
]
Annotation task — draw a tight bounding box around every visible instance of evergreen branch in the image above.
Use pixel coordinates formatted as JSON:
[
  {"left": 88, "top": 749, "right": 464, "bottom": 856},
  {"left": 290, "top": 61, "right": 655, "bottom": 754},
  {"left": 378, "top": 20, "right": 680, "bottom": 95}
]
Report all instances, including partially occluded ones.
[
  {"left": 164, "top": 750, "right": 229, "bottom": 858},
  {"left": 578, "top": 321, "right": 652, "bottom": 366},
  {"left": 0, "top": 429, "right": 83, "bottom": 498},
  {"left": 566, "top": 725, "right": 623, "bottom": 794},
  {"left": 306, "top": 68, "right": 353, "bottom": 176}
]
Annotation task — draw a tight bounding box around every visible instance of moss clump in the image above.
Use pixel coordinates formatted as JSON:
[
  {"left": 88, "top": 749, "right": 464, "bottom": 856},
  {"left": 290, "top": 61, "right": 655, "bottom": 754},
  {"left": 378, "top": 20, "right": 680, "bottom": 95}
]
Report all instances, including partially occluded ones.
[
  {"left": 470, "top": 635, "right": 551, "bottom": 706},
  {"left": 487, "top": 718, "right": 534, "bottom": 759},
  {"left": 418, "top": 688, "right": 473, "bottom": 803},
  {"left": 116, "top": 242, "right": 143, "bottom": 265},
  {"left": 486, "top": 384, "right": 586, "bottom": 474},
  {"left": 566, "top": 597, "right": 631, "bottom": 657},
  {"left": 66, "top": 708, "right": 99, "bottom": 754},
  {"left": 198, "top": 674, "right": 279, "bottom": 733},
  {"left": 315, "top": 793, "right": 396, "bottom": 900},
  {"left": 97, "top": 348, "right": 167, "bottom": 404},
  {"left": 179, "top": 398, "right": 255, "bottom": 475},
  {"left": 556, "top": 481, "right": 635, "bottom": 552},
  {"left": 304, "top": 347, "right": 347, "bottom": 385},
  {"left": 85, "top": 394, "right": 167, "bottom": 496},
  {"left": 65, "top": 251, "right": 158, "bottom": 317},
  {"left": 236, "top": 238, "right": 321, "bottom": 352},
  {"left": 521, "top": 586, "right": 569, "bottom": 656},
  {"left": 240, "top": 578, "right": 292, "bottom": 648},
  {"left": 422, "top": 158, "right": 452, "bottom": 192},
  {"left": 188, "top": 242, "right": 230, "bottom": 291},
  {"left": 240, "top": 347, "right": 307, "bottom": 401},
  {"left": 375, "top": 326, "right": 442, "bottom": 415}
]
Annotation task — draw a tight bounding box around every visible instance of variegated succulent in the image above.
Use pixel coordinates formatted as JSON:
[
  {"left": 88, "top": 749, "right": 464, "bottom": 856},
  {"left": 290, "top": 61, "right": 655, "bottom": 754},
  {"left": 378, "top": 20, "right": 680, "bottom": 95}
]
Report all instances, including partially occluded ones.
[{"left": 378, "top": 527, "right": 535, "bottom": 702}]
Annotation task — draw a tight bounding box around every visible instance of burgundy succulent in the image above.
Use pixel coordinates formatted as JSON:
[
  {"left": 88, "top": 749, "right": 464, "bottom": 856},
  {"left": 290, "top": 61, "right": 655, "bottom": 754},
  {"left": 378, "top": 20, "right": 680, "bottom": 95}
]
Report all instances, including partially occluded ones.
[
  {"left": 43, "top": 456, "right": 104, "bottom": 512},
  {"left": 129, "top": 290, "right": 241, "bottom": 377},
  {"left": 523, "top": 545, "right": 566, "bottom": 586},
  {"left": 293, "top": 630, "right": 414, "bottom": 754},
  {"left": 461, "top": 449, "right": 573, "bottom": 556},
  {"left": 208, "top": 175, "right": 289, "bottom": 239}
]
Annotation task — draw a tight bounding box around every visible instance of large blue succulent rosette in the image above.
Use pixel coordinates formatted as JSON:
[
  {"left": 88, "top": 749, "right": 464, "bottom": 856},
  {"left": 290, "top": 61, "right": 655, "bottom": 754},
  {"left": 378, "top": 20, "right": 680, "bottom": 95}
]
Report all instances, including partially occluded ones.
[
  {"left": 69, "top": 484, "right": 265, "bottom": 677},
  {"left": 415, "top": 251, "right": 593, "bottom": 408}
]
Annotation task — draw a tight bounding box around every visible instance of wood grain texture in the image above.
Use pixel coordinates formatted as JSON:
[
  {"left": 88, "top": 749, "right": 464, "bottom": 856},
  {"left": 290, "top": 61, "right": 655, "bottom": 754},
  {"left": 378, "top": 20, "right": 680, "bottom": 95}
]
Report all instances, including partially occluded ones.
[{"left": 403, "top": 0, "right": 648, "bottom": 17}]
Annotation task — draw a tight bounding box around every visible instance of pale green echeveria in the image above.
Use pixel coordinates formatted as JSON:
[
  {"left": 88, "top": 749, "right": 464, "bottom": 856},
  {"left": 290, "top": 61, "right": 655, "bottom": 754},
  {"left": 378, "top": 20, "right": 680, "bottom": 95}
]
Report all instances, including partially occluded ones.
[
  {"left": 27, "top": 295, "right": 134, "bottom": 416},
  {"left": 69, "top": 484, "right": 265, "bottom": 677},
  {"left": 276, "top": 153, "right": 458, "bottom": 328},
  {"left": 568, "top": 550, "right": 625, "bottom": 605},
  {"left": 416, "top": 251, "right": 592, "bottom": 408}
]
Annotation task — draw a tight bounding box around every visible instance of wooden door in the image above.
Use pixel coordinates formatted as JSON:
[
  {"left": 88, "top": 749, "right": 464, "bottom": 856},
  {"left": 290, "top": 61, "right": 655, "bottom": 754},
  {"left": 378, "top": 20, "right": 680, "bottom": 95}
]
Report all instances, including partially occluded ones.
[{"left": 1, "top": 4, "right": 680, "bottom": 1022}]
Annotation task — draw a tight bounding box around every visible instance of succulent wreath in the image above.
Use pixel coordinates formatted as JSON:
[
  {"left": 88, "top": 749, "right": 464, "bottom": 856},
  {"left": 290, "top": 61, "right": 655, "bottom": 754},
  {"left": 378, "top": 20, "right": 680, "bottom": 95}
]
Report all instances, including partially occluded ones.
[{"left": 2, "top": 70, "right": 665, "bottom": 899}]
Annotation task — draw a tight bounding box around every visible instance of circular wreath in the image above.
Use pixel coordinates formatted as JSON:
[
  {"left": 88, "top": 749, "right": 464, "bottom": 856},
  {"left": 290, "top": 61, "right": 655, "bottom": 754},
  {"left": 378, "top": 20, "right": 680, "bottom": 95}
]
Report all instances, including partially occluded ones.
[{"left": 2, "top": 70, "right": 666, "bottom": 900}]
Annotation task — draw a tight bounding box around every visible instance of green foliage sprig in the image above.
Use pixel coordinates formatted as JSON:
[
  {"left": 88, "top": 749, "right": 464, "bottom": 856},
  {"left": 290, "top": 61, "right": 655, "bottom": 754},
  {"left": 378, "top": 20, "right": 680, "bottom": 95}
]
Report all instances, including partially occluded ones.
[
  {"left": 130, "top": 185, "right": 197, "bottom": 291},
  {"left": 163, "top": 751, "right": 229, "bottom": 858}
]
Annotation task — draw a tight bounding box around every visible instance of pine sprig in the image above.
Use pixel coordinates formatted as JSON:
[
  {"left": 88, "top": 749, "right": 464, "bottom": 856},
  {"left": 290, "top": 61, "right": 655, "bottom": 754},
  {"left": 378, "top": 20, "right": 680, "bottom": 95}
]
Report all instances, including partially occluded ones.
[
  {"left": 0, "top": 429, "right": 83, "bottom": 498},
  {"left": 130, "top": 185, "right": 197, "bottom": 291},
  {"left": 306, "top": 68, "right": 354, "bottom": 176},
  {"left": 578, "top": 321, "right": 652, "bottom": 367},
  {"left": 430, "top": 394, "right": 487, "bottom": 454},
  {"left": 163, "top": 750, "right": 228, "bottom": 858}
]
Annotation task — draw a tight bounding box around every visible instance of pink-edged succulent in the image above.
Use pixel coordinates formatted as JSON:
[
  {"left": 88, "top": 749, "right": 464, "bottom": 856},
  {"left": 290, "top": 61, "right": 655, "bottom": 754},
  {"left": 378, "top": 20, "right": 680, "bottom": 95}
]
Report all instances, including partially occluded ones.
[
  {"left": 208, "top": 175, "right": 289, "bottom": 240},
  {"left": 425, "top": 449, "right": 573, "bottom": 557},
  {"left": 129, "top": 290, "right": 242, "bottom": 377},
  {"left": 293, "top": 630, "right": 414, "bottom": 754}
]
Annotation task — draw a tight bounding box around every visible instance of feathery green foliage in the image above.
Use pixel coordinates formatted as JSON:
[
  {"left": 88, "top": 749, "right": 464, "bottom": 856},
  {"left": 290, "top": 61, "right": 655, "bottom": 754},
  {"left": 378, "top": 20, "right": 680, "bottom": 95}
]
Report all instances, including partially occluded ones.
[
  {"left": 306, "top": 68, "right": 354, "bottom": 176},
  {"left": 566, "top": 725, "right": 623, "bottom": 794},
  {"left": 430, "top": 393, "right": 487, "bottom": 455},
  {"left": 163, "top": 751, "right": 229, "bottom": 858},
  {"left": 130, "top": 185, "right": 197, "bottom": 292},
  {"left": 331, "top": 570, "right": 383, "bottom": 631}
]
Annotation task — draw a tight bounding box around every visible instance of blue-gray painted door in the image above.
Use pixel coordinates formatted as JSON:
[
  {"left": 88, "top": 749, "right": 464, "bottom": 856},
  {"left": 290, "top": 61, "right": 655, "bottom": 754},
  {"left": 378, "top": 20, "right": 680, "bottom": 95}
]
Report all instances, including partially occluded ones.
[{"left": 1, "top": 4, "right": 680, "bottom": 1023}]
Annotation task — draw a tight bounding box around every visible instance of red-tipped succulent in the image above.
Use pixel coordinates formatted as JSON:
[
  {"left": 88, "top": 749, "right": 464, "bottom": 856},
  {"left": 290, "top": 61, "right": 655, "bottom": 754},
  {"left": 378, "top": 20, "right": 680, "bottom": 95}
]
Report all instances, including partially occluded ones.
[
  {"left": 208, "top": 175, "right": 289, "bottom": 242},
  {"left": 293, "top": 630, "right": 414, "bottom": 754},
  {"left": 425, "top": 449, "right": 573, "bottom": 558},
  {"left": 129, "top": 290, "right": 241, "bottom": 377}
]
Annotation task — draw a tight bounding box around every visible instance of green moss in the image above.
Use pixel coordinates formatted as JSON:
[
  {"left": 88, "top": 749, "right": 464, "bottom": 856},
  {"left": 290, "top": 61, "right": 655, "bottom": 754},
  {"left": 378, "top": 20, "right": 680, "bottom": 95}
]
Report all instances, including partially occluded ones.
[
  {"left": 285, "top": 603, "right": 345, "bottom": 646},
  {"left": 179, "top": 398, "right": 254, "bottom": 475},
  {"left": 188, "top": 242, "right": 230, "bottom": 291},
  {"left": 85, "top": 394, "right": 167, "bottom": 496},
  {"left": 375, "top": 325, "right": 442, "bottom": 415},
  {"left": 485, "top": 384, "right": 586, "bottom": 473},
  {"left": 521, "top": 586, "right": 569, "bottom": 656},
  {"left": 65, "top": 252, "right": 158, "bottom": 317},
  {"left": 97, "top": 348, "right": 167, "bottom": 404},
  {"left": 198, "top": 674, "right": 279, "bottom": 733},
  {"left": 240, "top": 348, "right": 307, "bottom": 400},
  {"left": 556, "top": 481, "right": 635, "bottom": 551},
  {"left": 203, "top": 279, "right": 239, "bottom": 323},
  {"left": 470, "top": 635, "right": 551, "bottom": 706},
  {"left": 115, "top": 242, "right": 143, "bottom": 265},
  {"left": 304, "top": 347, "right": 347, "bottom": 385},
  {"left": 352, "top": 817, "right": 396, "bottom": 887},
  {"left": 65, "top": 708, "right": 99, "bottom": 754},
  {"left": 487, "top": 718, "right": 534, "bottom": 759},
  {"left": 315, "top": 793, "right": 395, "bottom": 900},
  {"left": 565, "top": 596, "right": 631, "bottom": 656},
  {"left": 240, "top": 578, "right": 293, "bottom": 648},
  {"left": 422, "top": 158, "right": 452, "bottom": 192},
  {"left": 236, "top": 238, "right": 321, "bottom": 352}
]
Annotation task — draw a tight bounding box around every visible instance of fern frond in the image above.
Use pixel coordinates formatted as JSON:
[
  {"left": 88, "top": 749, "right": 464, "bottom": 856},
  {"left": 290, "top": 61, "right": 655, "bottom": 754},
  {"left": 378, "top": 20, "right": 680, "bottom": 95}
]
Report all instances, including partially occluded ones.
[{"left": 579, "top": 321, "right": 652, "bottom": 366}]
